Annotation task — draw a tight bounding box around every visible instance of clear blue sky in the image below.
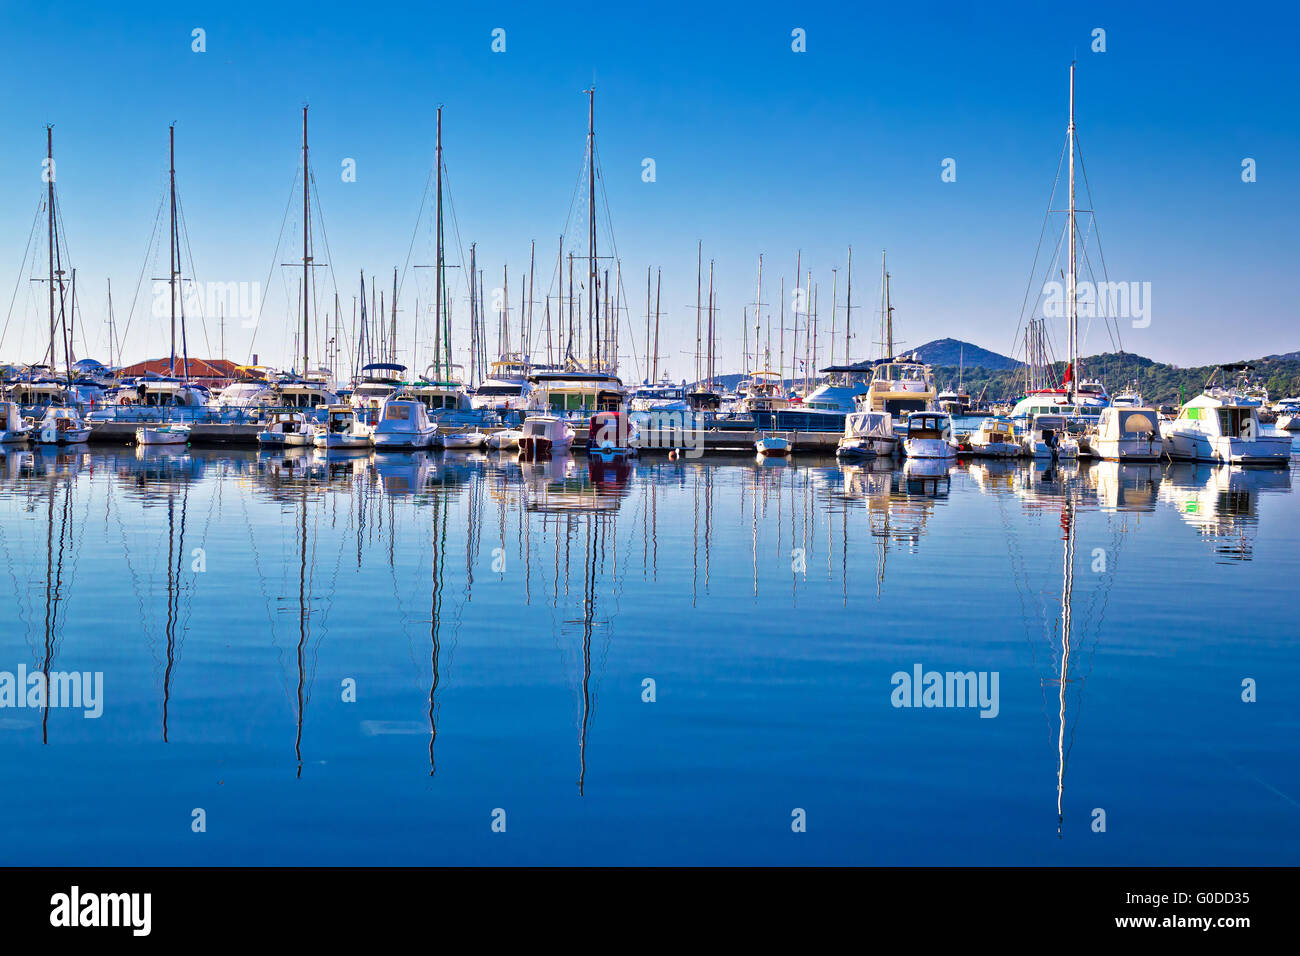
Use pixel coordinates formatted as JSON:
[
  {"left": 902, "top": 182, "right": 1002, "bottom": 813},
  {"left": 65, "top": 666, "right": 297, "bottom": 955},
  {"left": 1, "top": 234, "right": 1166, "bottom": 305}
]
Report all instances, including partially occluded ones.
[{"left": 1, "top": 0, "right": 1296, "bottom": 377}]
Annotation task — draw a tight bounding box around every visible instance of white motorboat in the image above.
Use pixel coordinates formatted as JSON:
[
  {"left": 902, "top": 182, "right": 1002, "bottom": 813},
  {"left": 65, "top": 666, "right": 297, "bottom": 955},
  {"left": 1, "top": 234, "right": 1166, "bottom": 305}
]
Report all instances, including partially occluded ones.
[
  {"left": 257, "top": 411, "right": 313, "bottom": 447},
  {"left": 969, "top": 417, "right": 1021, "bottom": 457},
  {"left": 486, "top": 428, "right": 524, "bottom": 450},
  {"left": 442, "top": 429, "right": 487, "bottom": 450},
  {"left": 1091, "top": 405, "right": 1164, "bottom": 462},
  {"left": 1271, "top": 398, "right": 1300, "bottom": 431},
  {"left": 518, "top": 416, "right": 575, "bottom": 459},
  {"left": 835, "top": 410, "right": 896, "bottom": 460},
  {"left": 902, "top": 411, "right": 958, "bottom": 459},
  {"left": 1022, "top": 413, "right": 1079, "bottom": 459},
  {"left": 0, "top": 402, "right": 32, "bottom": 443},
  {"left": 755, "top": 434, "right": 792, "bottom": 457},
  {"left": 135, "top": 423, "right": 191, "bottom": 446},
  {"left": 36, "top": 406, "right": 91, "bottom": 444},
  {"left": 372, "top": 399, "right": 436, "bottom": 449},
  {"left": 314, "top": 405, "right": 372, "bottom": 449},
  {"left": 1162, "top": 380, "right": 1290, "bottom": 466}
]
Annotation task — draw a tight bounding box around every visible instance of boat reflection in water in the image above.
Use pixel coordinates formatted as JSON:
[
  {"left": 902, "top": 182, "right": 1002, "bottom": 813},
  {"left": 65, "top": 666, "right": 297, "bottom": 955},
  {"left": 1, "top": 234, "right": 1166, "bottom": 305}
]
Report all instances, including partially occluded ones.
[
  {"left": 0, "top": 446, "right": 1296, "bottom": 864},
  {"left": 1158, "top": 462, "right": 1291, "bottom": 561}
]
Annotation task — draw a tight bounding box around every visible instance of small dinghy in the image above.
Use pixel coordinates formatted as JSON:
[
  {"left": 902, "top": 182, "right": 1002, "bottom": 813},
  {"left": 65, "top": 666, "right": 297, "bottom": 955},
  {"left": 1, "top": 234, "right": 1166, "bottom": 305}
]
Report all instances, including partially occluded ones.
[
  {"left": 136, "top": 423, "right": 191, "bottom": 446},
  {"left": 755, "top": 434, "right": 791, "bottom": 457},
  {"left": 442, "top": 429, "right": 487, "bottom": 450},
  {"left": 486, "top": 428, "right": 523, "bottom": 450}
]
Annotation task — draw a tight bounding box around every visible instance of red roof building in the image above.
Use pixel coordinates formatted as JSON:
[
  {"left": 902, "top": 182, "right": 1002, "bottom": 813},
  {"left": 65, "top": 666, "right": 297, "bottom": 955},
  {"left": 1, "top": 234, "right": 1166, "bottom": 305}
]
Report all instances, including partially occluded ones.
[{"left": 117, "top": 357, "right": 238, "bottom": 384}]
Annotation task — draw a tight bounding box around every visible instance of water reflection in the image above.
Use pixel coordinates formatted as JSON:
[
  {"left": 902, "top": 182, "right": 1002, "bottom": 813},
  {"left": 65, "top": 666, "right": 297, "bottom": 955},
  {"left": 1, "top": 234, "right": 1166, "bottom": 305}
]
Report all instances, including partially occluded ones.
[{"left": 0, "top": 447, "right": 1293, "bottom": 830}]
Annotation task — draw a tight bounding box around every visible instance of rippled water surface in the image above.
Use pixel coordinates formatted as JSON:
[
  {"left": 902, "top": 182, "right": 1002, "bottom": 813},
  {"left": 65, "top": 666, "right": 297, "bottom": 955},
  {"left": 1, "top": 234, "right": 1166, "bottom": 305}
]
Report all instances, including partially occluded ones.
[{"left": 1, "top": 441, "right": 1297, "bottom": 865}]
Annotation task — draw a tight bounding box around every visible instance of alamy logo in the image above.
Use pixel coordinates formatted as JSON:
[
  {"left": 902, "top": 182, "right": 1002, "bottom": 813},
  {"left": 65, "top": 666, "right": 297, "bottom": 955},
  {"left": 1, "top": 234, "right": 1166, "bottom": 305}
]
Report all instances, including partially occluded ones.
[
  {"left": 890, "top": 664, "right": 999, "bottom": 718},
  {"left": 50, "top": 886, "right": 151, "bottom": 936},
  {"left": 0, "top": 665, "right": 103, "bottom": 717}
]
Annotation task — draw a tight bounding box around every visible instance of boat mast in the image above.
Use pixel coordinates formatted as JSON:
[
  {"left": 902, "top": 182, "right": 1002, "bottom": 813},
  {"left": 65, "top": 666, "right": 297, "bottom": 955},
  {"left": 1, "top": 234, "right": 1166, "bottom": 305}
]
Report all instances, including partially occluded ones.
[
  {"left": 169, "top": 124, "right": 178, "bottom": 376},
  {"left": 779, "top": 277, "right": 785, "bottom": 385},
  {"left": 830, "top": 268, "right": 837, "bottom": 367},
  {"left": 302, "top": 106, "right": 310, "bottom": 376},
  {"left": 653, "top": 268, "right": 661, "bottom": 383},
  {"left": 585, "top": 87, "right": 597, "bottom": 372},
  {"left": 435, "top": 106, "right": 444, "bottom": 378},
  {"left": 106, "top": 278, "right": 115, "bottom": 368},
  {"left": 1067, "top": 62, "right": 1077, "bottom": 403},
  {"left": 645, "top": 266, "right": 652, "bottom": 383},
  {"left": 844, "top": 245, "right": 852, "bottom": 364},
  {"left": 46, "top": 127, "right": 56, "bottom": 373},
  {"left": 754, "top": 254, "right": 763, "bottom": 370},
  {"left": 526, "top": 239, "right": 535, "bottom": 368},
  {"left": 694, "top": 241, "right": 702, "bottom": 384},
  {"left": 706, "top": 260, "right": 714, "bottom": 388}
]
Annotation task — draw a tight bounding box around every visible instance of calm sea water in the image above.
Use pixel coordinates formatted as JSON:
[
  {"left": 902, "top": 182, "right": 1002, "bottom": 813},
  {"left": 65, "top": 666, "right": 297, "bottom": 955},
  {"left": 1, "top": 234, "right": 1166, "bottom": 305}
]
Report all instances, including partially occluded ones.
[{"left": 1, "top": 438, "right": 1297, "bottom": 865}]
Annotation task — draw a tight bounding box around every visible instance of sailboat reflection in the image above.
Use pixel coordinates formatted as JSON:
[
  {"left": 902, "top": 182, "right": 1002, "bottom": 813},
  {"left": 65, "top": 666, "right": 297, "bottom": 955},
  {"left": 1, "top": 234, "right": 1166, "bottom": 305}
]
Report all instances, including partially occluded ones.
[{"left": 523, "top": 454, "right": 632, "bottom": 793}]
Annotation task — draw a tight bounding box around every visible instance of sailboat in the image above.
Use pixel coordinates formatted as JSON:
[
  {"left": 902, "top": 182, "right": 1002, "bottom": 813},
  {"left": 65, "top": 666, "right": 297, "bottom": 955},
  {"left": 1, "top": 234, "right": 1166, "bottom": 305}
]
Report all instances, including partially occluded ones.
[
  {"left": 528, "top": 88, "right": 626, "bottom": 419},
  {"left": 1009, "top": 64, "right": 1112, "bottom": 424},
  {"left": 137, "top": 125, "right": 194, "bottom": 447},
  {"left": 31, "top": 127, "right": 90, "bottom": 444}
]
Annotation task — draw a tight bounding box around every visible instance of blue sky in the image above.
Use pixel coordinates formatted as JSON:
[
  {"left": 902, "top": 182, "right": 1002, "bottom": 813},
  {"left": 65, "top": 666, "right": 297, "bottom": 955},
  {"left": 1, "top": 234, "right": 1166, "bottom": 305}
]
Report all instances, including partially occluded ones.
[{"left": 0, "top": 0, "right": 1296, "bottom": 377}]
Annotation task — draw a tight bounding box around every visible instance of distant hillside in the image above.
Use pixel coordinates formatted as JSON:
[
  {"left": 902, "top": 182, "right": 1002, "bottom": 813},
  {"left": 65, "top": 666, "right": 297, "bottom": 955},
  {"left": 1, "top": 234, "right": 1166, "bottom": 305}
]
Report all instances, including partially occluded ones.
[
  {"left": 931, "top": 351, "right": 1300, "bottom": 405},
  {"left": 909, "top": 338, "right": 1019, "bottom": 371},
  {"left": 694, "top": 348, "right": 1300, "bottom": 406}
]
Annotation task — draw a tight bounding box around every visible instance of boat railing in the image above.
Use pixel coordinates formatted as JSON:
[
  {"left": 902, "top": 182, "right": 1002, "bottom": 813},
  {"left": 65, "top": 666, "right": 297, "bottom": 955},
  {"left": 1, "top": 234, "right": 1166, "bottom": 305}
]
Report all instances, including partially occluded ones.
[{"left": 84, "top": 404, "right": 331, "bottom": 425}]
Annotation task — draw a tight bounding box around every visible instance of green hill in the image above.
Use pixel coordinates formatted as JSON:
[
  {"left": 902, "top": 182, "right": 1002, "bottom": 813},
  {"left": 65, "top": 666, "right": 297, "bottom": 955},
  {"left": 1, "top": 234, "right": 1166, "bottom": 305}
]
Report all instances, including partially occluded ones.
[{"left": 933, "top": 352, "right": 1300, "bottom": 406}]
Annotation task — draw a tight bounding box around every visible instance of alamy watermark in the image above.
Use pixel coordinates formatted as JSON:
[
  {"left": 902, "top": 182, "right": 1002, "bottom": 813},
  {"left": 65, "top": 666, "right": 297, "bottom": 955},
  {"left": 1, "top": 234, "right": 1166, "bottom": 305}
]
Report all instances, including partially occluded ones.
[
  {"left": 1042, "top": 279, "right": 1151, "bottom": 328},
  {"left": 152, "top": 280, "right": 261, "bottom": 329},
  {"left": 0, "top": 665, "right": 103, "bottom": 718},
  {"left": 890, "top": 663, "right": 999, "bottom": 718}
]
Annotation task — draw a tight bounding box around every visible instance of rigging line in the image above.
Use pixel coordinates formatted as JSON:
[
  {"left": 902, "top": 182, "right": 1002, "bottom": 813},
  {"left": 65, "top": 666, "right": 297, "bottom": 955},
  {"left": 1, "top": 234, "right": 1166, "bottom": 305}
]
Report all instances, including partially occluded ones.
[
  {"left": 307, "top": 166, "right": 342, "bottom": 329},
  {"left": 119, "top": 184, "right": 168, "bottom": 357},
  {"left": 593, "top": 142, "right": 638, "bottom": 376},
  {"left": 246, "top": 168, "right": 302, "bottom": 363},
  {"left": 0, "top": 198, "right": 46, "bottom": 354},
  {"left": 1074, "top": 134, "right": 1120, "bottom": 353},
  {"left": 174, "top": 188, "right": 216, "bottom": 360},
  {"left": 395, "top": 155, "right": 433, "bottom": 304},
  {"left": 1008, "top": 138, "right": 1069, "bottom": 364}
]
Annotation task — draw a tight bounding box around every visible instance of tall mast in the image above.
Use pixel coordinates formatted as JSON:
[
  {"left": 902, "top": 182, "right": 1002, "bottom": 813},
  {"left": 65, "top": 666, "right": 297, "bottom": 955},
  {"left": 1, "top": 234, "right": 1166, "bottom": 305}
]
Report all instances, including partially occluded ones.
[
  {"left": 844, "top": 245, "right": 852, "bottom": 364},
  {"left": 106, "top": 278, "right": 115, "bottom": 368},
  {"left": 694, "top": 241, "right": 702, "bottom": 383},
  {"left": 779, "top": 277, "right": 785, "bottom": 385},
  {"left": 653, "top": 268, "right": 661, "bottom": 382},
  {"left": 645, "top": 266, "right": 652, "bottom": 383},
  {"left": 302, "top": 106, "right": 310, "bottom": 375},
  {"left": 1067, "top": 62, "right": 1078, "bottom": 403},
  {"left": 585, "top": 87, "right": 597, "bottom": 371},
  {"left": 46, "top": 127, "right": 54, "bottom": 369},
  {"left": 829, "top": 268, "right": 837, "bottom": 367},
  {"left": 169, "top": 124, "right": 178, "bottom": 376},
  {"left": 526, "top": 239, "right": 535, "bottom": 367},
  {"left": 391, "top": 268, "right": 398, "bottom": 367},
  {"left": 435, "top": 106, "right": 444, "bottom": 378},
  {"left": 754, "top": 254, "right": 763, "bottom": 370},
  {"left": 707, "top": 268, "right": 715, "bottom": 388}
]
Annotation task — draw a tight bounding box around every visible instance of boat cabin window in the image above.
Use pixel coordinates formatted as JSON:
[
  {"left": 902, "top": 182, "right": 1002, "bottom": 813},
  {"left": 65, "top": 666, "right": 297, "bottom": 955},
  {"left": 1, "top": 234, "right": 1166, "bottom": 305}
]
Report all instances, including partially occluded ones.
[
  {"left": 1217, "top": 406, "right": 1254, "bottom": 438},
  {"left": 477, "top": 385, "right": 523, "bottom": 397},
  {"left": 384, "top": 404, "right": 412, "bottom": 421}
]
